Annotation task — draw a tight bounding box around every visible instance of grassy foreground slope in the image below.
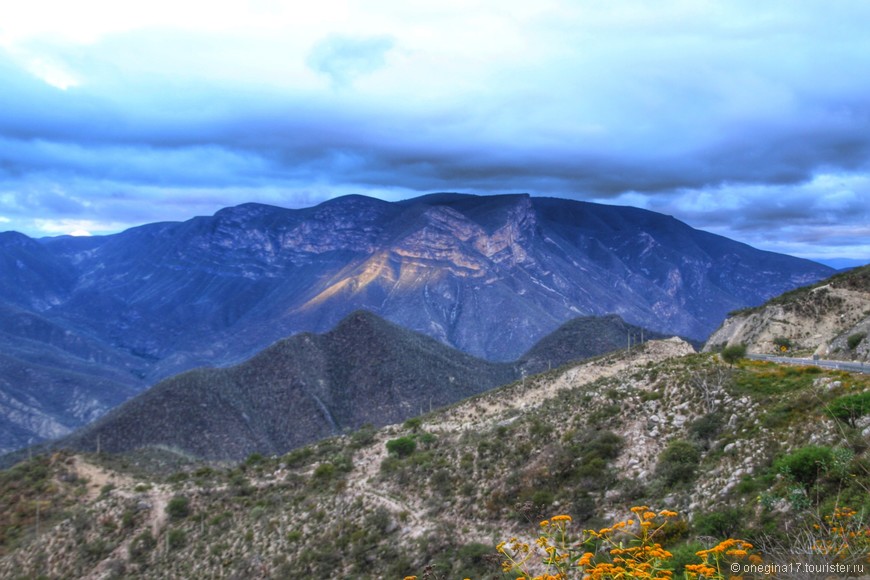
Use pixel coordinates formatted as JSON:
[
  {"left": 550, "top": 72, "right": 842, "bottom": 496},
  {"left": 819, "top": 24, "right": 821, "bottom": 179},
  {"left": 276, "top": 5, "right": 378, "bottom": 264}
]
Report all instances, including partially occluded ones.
[{"left": 1, "top": 340, "right": 868, "bottom": 578}]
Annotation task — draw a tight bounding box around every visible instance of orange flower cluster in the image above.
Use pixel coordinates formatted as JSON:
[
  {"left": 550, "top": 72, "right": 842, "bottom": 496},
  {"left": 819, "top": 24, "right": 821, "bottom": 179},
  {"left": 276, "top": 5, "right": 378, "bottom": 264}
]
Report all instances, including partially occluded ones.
[
  {"left": 812, "top": 506, "right": 870, "bottom": 562},
  {"left": 688, "top": 538, "right": 754, "bottom": 579},
  {"left": 497, "top": 506, "right": 760, "bottom": 580}
]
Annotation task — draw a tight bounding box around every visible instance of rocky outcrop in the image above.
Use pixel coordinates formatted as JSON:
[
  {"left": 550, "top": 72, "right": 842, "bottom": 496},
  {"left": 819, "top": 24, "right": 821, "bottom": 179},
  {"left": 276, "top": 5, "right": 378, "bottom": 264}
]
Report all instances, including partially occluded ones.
[{"left": 704, "top": 265, "right": 870, "bottom": 361}]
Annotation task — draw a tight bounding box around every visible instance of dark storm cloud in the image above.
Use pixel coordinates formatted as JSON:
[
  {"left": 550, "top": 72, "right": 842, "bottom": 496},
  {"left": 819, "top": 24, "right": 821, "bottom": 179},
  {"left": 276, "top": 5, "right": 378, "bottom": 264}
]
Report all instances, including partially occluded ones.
[{"left": 1, "top": 1, "right": 868, "bottom": 260}]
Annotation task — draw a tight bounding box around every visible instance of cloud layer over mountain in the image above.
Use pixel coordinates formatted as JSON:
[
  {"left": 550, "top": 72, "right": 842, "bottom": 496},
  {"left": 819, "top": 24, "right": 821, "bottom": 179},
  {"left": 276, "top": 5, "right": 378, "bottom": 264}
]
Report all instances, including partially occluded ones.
[{"left": 1, "top": 1, "right": 868, "bottom": 261}]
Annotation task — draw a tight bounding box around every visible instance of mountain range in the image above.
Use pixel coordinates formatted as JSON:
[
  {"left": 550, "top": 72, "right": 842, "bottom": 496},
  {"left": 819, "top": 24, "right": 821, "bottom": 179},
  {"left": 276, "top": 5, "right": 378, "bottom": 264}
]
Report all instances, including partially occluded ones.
[
  {"left": 0, "top": 193, "right": 834, "bottom": 452},
  {"left": 52, "top": 311, "right": 665, "bottom": 461}
]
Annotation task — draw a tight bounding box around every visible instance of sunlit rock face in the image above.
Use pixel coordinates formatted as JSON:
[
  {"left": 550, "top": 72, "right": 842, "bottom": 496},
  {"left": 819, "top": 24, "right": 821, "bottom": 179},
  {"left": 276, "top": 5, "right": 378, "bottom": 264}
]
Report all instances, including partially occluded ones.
[{"left": 0, "top": 193, "right": 832, "bottom": 451}]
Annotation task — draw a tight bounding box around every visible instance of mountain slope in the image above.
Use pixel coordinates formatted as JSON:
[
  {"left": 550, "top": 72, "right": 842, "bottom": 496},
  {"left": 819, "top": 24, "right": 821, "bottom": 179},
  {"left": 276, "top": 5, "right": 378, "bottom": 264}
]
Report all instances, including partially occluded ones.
[
  {"left": 16, "top": 194, "right": 833, "bottom": 367},
  {"left": 517, "top": 313, "right": 669, "bottom": 375},
  {"left": 59, "top": 311, "right": 516, "bottom": 460},
  {"left": 0, "top": 194, "right": 833, "bottom": 450},
  {"left": 3, "top": 341, "right": 867, "bottom": 579},
  {"left": 0, "top": 302, "right": 144, "bottom": 453},
  {"left": 705, "top": 264, "right": 870, "bottom": 360}
]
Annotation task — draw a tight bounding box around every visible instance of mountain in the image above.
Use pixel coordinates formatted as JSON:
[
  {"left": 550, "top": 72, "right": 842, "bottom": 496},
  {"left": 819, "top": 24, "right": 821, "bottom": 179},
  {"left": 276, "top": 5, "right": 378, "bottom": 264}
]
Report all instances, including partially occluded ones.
[
  {"left": 0, "top": 193, "right": 834, "bottom": 450},
  {"left": 57, "top": 311, "right": 516, "bottom": 460},
  {"left": 704, "top": 264, "right": 870, "bottom": 360},
  {"left": 517, "top": 313, "right": 669, "bottom": 375},
  {"left": 0, "top": 301, "right": 145, "bottom": 453},
  {"left": 2, "top": 340, "right": 867, "bottom": 578},
  {"left": 52, "top": 311, "right": 668, "bottom": 461}
]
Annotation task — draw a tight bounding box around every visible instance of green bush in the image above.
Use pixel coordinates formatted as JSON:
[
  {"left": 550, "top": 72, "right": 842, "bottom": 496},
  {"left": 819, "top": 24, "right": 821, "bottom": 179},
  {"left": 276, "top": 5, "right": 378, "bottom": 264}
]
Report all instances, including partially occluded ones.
[
  {"left": 245, "top": 452, "right": 265, "bottom": 465},
  {"left": 129, "top": 531, "right": 156, "bottom": 563},
  {"left": 827, "top": 391, "right": 870, "bottom": 427},
  {"left": 693, "top": 508, "right": 743, "bottom": 537},
  {"left": 167, "top": 528, "right": 186, "bottom": 550},
  {"left": 312, "top": 462, "right": 336, "bottom": 481},
  {"left": 721, "top": 344, "right": 747, "bottom": 365},
  {"left": 166, "top": 495, "right": 190, "bottom": 520},
  {"left": 531, "top": 490, "right": 555, "bottom": 507},
  {"left": 386, "top": 436, "right": 417, "bottom": 457},
  {"left": 847, "top": 332, "right": 867, "bottom": 350},
  {"left": 456, "top": 542, "right": 494, "bottom": 578},
  {"left": 773, "top": 445, "right": 834, "bottom": 487},
  {"left": 688, "top": 413, "right": 724, "bottom": 443},
  {"left": 403, "top": 417, "right": 422, "bottom": 432},
  {"left": 350, "top": 423, "right": 377, "bottom": 449},
  {"left": 655, "top": 439, "right": 701, "bottom": 488}
]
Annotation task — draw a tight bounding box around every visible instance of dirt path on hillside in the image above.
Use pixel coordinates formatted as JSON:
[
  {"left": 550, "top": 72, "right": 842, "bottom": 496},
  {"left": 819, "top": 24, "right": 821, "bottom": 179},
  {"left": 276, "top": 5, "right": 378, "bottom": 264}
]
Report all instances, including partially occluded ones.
[
  {"left": 341, "top": 431, "right": 428, "bottom": 536},
  {"left": 428, "top": 338, "right": 694, "bottom": 433},
  {"left": 68, "top": 456, "right": 135, "bottom": 501},
  {"left": 70, "top": 456, "right": 175, "bottom": 580}
]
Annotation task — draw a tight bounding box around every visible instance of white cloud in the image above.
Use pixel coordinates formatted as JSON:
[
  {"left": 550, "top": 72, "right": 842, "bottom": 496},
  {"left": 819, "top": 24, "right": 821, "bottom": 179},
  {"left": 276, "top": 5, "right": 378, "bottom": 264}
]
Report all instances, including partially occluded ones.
[
  {"left": 31, "top": 218, "right": 126, "bottom": 236},
  {"left": 24, "top": 55, "right": 79, "bottom": 89}
]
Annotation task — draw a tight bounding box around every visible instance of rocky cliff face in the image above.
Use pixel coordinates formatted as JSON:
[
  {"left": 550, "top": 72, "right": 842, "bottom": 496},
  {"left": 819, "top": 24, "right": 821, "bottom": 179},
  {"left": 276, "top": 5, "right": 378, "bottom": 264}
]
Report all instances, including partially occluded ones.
[
  {"left": 705, "top": 265, "right": 870, "bottom": 360},
  {"left": 0, "top": 193, "right": 834, "bottom": 450}
]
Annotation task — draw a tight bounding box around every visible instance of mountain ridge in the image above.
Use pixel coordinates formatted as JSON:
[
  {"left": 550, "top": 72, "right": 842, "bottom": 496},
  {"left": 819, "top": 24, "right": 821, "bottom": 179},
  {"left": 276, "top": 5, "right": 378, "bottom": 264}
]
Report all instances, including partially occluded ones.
[
  {"left": 49, "top": 310, "right": 670, "bottom": 461},
  {"left": 0, "top": 193, "right": 833, "bottom": 451}
]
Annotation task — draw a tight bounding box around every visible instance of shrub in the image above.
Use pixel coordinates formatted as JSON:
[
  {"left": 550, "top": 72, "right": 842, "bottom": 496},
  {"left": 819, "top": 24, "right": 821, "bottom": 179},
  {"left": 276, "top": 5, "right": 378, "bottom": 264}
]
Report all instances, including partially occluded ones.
[
  {"left": 531, "top": 490, "right": 555, "bottom": 507},
  {"left": 721, "top": 344, "right": 747, "bottom": 365},
  {"left": 386, "top": 437, "right": 416, "bottom": 457},
  {"left": 827, "top": 391, "right": 870, "bottom": 427},
  {"left": 350, "top": 423, "right": 377, "bottom": 448},
  {"left": 693, "top": 508, "right": 744, "bottom": 537},
  {"left": 283, "top": 447, "right": 314, "bottom": 467},
  {"left": 847, "top": 332, "right": 866, "bottom": 350},
  {"left": 403, "top": 417, "right": 422, "bottom": 432},
  {"left": 456, "top": 542, "right": 494, "bottom": 577},
  {"left": 166, "top": 495, "right": 190, "bottom": 520},
  {"left": 167, "top": 528, "right": 186, "bottom": 550},
  {"left": 312, "top": 462, "right": 336, "bottom": 481},
  {"left": 655, "top": 439, "right": 701, "bottom": 488},
  {"left": 773, "top": 445, "right": 834, "bottom": 488},
  {"left": 688, "top": 413, "right": 724, "bottom": 443},
  {"left": 129, "top": 531, "right": 156, "bottom": 563}
]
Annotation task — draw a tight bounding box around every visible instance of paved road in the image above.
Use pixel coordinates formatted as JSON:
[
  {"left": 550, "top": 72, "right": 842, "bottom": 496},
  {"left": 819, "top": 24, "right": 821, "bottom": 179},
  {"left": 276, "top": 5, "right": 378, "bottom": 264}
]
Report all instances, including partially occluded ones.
[{"left": 747, "top": 354, "right": 870, "bottom": 375}]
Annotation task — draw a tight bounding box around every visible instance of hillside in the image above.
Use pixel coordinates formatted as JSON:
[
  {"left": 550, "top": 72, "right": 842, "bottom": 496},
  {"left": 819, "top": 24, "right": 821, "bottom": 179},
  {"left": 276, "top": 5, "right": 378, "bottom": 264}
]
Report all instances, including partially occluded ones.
[
  {"left": 2, "top": 341, "right": 867, "bottom": 578},
  {"left": 42, "top": 311, "right": 665, "bottom": 462},
  {"left": 517, "top": 313, "right": 669, "bottom": 375},
  {"left": 0, "top": 302, "right": 145, "bottom": 454},
  {"left": 0, "top": 194, "right": 833, "bottom": 450},
  {"left": 55, "top": 311, "right": 516, "bottom": 461},
  {"left": 705, "top": 264, "right": 870, "bottom": 361}
]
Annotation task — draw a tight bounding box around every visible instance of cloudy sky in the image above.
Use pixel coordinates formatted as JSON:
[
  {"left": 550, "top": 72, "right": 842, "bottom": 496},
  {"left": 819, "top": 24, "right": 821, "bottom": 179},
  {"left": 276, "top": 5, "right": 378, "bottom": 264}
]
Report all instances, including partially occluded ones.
[{"left": 1, "top": 1, "right": 868, "bottom": 265}]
